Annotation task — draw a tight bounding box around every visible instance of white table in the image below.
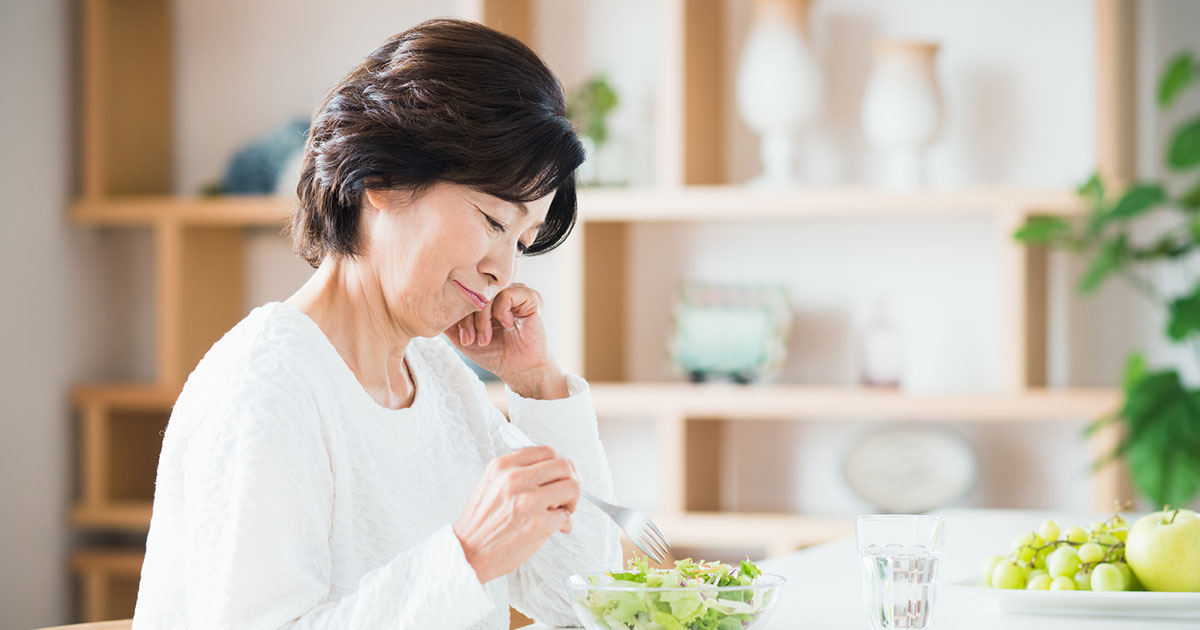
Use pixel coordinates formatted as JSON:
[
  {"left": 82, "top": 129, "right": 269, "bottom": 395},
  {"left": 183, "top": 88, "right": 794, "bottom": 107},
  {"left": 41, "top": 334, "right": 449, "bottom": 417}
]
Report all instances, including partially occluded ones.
[{"left": 528, "top": 508, "right": 1196, "bottom": 629}]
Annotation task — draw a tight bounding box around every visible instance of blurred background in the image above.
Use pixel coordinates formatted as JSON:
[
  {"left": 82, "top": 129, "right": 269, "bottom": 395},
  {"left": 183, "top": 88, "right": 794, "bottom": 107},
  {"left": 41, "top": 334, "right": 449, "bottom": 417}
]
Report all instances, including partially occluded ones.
[{"left": 3, "top": 0, "right": 1200, "bottom": 627}]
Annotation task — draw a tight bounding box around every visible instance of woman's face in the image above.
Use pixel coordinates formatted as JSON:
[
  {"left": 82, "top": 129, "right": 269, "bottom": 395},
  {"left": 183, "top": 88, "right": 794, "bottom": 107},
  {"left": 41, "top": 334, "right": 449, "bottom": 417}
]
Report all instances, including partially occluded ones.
[{"left": 361, "top": 182, "right": 553, "bottom": 337}]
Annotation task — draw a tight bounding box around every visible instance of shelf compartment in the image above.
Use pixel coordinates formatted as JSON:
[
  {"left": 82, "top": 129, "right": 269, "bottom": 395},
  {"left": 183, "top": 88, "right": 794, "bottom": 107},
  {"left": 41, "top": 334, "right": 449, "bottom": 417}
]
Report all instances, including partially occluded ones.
[
  {"left": 75, "top": 386, "right": 172, "bottom": 531},
  {"left": 80, "top": 0, "right": 171, "bottom": 198},
  {"left": 72, "top": 549, "right": 144, "bottom": 623}
]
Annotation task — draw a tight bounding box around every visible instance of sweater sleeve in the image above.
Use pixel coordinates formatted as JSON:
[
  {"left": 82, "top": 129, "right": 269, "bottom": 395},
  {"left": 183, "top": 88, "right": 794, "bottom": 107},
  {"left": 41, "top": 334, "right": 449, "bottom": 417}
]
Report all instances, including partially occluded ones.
[
  {"left": 497, "top": 374, "right": 624, "bottom": 627},
  {"left": 172, "top": 377, "right": 496, "bottom": 629}
]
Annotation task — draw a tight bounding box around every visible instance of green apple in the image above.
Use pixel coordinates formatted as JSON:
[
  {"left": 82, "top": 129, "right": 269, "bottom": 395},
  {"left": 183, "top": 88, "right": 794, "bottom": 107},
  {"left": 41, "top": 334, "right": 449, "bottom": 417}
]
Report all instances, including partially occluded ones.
[{"left": 1125, "top": 509, "right": 1200, "bottom": 592}]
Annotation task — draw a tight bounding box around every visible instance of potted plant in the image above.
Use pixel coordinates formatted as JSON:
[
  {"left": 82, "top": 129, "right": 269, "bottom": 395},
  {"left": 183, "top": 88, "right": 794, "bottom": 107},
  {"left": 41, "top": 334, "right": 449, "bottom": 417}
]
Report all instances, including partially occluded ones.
[
  {"left": 567, "top": 74, "right": 620, "bottom": 186},
  {"left": 1015, "top": 51, "right": 1200, "bottom": 509}
]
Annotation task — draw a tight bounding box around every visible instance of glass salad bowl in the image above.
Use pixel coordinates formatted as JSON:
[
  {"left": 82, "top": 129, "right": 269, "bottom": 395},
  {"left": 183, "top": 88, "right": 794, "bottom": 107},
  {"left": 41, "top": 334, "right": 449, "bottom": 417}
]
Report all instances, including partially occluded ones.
[{"left": 565, "top": 558, "right": 786, "bottom": 630}]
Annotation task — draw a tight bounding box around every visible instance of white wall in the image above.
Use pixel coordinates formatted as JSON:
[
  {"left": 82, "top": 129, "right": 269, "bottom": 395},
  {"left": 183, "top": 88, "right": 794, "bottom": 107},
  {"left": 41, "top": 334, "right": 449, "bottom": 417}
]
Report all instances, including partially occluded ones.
[{"left": 1, "top": 0, "right": 116, "bottom": 626}]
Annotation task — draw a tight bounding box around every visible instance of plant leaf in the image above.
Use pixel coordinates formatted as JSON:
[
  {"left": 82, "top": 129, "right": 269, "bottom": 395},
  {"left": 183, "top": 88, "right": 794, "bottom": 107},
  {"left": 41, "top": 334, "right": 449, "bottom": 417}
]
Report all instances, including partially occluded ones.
[
  {"left": 1123, "top": 388, "right": 1200, "bottom": 506},
  {"left": 1169, "top": 116, "right": 1200, "bottom": 170},
  {"left": 1158, "top": 51, "right": 1195, "bottom": 106},
  {"left": 1014, "top": 216, "right": 1072, "bottom": 245},
  {"left": 1083, "top": 411, "right": 1119, "bottom": 438},
  {"left": 1183, "top": 177, "right": 1200, "bottom": 209},
  {"left": 1167, "top": 282, "right": 1200, "bottom": 340},
  {"left": 1116, "top": 368, "right": 1200, "bottom": 508},
  {"left": 1123, "top": 352, "right": 1147, "bottom": 392},
  {"left": 1077, "top": 171, "right": 1105, "bottom": 202},
  {"left": 1077, "top": 235, "right": 1127, "bottom": 293},
  {"left": 1110, "top": 184, "right": 1166, "bottom": 218}
]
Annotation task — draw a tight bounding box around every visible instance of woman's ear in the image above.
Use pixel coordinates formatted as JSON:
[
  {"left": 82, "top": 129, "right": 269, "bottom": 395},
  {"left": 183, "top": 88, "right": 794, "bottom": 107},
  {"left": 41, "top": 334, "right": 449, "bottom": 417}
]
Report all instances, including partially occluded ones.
[{"left": 363, "top": 189, "right": 390, "bottom": 215}]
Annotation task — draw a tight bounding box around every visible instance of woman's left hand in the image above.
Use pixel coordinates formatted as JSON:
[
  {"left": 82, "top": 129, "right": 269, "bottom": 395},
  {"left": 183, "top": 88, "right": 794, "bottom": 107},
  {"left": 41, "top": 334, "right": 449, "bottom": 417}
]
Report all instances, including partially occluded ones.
[{"left": 444, "top": 283, "right": 565, "bottom": 398}]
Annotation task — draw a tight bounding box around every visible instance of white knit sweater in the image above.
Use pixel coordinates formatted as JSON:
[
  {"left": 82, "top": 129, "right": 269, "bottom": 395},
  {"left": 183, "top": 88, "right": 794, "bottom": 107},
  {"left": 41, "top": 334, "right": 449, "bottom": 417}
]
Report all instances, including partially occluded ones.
[{"left": 133, "top": 302, "right": 622, "bottom": 629}]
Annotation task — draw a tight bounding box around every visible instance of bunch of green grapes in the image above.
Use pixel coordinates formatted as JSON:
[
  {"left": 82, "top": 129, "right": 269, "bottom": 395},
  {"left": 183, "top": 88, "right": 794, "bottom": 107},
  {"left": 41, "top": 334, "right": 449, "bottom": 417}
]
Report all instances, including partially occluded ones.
[{"left": 979, "top": 512, "right": 1141, "bottom": 592}]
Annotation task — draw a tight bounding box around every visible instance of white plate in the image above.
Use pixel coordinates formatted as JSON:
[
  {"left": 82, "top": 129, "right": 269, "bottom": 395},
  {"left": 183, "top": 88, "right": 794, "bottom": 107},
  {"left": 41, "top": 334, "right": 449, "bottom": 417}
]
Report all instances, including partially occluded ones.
[{"left": 946, "top": 577, "right": 1200, "bottom": 620}]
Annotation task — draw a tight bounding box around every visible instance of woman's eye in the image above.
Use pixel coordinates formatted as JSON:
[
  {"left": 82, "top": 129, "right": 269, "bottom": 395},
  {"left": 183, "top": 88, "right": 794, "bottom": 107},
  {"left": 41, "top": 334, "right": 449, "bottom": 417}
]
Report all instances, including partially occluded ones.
[{"left": 484, "top": 215, "right": 506, "bottom": 233}]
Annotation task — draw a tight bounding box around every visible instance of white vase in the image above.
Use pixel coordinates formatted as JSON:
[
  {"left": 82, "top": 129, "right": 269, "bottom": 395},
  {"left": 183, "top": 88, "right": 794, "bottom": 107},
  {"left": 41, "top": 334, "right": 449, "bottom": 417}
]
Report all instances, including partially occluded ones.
[
  {"left": 860, "top": 296, "right": 903, "bottom": 388},
  {"left": 861, "top": 39, "right": 942, "bottom": 189},
  {"left": 735, "top": 0, "right": 821, "bottom": 187}
]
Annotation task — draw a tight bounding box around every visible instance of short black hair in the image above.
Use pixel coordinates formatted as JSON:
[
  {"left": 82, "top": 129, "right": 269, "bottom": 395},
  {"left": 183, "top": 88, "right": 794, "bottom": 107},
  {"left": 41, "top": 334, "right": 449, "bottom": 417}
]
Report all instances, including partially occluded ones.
[{"left": 290, "top": 18, "right": 583, "bottom": 267}]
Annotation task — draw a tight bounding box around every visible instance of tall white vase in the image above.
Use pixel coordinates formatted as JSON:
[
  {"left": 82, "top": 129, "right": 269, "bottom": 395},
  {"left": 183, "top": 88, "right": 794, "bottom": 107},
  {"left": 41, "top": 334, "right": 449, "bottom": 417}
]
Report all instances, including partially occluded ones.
[
  {"left": 861, "top": 39, "right": 942, "bottom": 189},
  {"left": 735, "top": 0, "right": 821, "bottom": 187}
]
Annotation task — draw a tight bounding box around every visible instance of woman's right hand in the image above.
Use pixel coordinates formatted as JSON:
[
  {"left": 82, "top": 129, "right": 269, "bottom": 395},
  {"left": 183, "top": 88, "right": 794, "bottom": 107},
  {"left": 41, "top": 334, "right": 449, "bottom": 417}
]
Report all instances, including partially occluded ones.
[{"left": 453, "top": 445, "right": 580, "bottom": 584}]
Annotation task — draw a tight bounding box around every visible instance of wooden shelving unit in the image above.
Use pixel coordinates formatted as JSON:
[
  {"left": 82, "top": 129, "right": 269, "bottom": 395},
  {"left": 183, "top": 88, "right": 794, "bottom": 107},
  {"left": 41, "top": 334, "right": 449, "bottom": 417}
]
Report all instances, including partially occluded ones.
[
  {"left": 71, "top": 550, "right": 145, "bottom": 624},
  {"left": 70, "top": 0, "right": 1136, "bottom": 624}
]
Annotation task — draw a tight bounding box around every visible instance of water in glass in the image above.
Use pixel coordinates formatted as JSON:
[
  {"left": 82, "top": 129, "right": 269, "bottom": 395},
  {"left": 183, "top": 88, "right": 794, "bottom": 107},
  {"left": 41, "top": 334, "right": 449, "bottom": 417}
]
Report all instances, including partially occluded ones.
[{"left": 860, "top": 543, "right": 939, "bottom": 629}]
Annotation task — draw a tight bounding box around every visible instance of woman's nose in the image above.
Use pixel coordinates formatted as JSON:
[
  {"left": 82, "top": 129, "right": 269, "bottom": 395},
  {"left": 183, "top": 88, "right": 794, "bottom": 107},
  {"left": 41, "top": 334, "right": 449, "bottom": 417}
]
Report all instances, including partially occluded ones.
[{"left": 478, "top": 245, "right": 518, "bottom": 288}]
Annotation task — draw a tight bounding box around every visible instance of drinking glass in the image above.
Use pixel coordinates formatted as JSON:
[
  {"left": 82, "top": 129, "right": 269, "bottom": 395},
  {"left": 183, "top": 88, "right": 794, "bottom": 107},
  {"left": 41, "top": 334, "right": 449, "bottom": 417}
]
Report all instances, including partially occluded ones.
[{"left": 856, "top": 514, "right": 946, "bottom": 629}]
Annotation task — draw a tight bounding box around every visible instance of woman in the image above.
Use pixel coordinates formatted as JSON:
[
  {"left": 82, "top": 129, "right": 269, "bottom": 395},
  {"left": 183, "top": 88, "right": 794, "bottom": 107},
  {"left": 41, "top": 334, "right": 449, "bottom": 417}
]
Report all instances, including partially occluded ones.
[{"left": 133, "top": 18, "right": 622, "bottom": 629}]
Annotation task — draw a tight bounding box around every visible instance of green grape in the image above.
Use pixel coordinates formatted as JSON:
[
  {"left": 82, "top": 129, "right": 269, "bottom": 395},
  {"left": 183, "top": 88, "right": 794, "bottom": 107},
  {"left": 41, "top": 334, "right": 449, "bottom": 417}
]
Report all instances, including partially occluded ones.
[
  {"left": 1088, "top": 520, "right": 1107, "bottom": 535},
  {"left": 1091, "top": 563, "right": 1124, "bottom": 591},
  {"left": 980, "top": 555, "right": 1005, "bottom": 586},
  {"left": 1047, "top": 546, "right": 1081, "bottom": 578},
  {"left": 1065, "top": 526, "right": 1088, "bottom": 544},
  {"left": 1108, "top": 514, "right": 1127, "bottom": 530},
  {"left": 1111, "top": 528, "right": 1128, "bottom": 542},
  {"left": 1094, "top": 533, "right": 1120, "bottom": 547},
  {"left": 1078, "top": 542, "right": 1104, "bottom": 564},
  {"left": 1038, "top": 520, "right": 1060, "bottom": 543},
  {"left": 1028, "top": 568, "right": 1049, "bottom": 581},
  {"left": 1049, "top": 576, "right": 1076, "bottom": 591},
  {"left": 1011, "top": 531, "right": 1036, "bottom": 552},
  {"left": 992, "top": 560, "right": 1026, "bottom": 590},
  {"left": 1112, "top": 562, "right": 1141, "bottom": 591},
  {"left": 1074, "top": 569, "right": 1092, "bottom": 591},
  {"left": 1026, "top": 574, "right": 1053, "bottom": 590},
  {"left": 1018, "top": 545, "right": 1037, "bottom": 563}
]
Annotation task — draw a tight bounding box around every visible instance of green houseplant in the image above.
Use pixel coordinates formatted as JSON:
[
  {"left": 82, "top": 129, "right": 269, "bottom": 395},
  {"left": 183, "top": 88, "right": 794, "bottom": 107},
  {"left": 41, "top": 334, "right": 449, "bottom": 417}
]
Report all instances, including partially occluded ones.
[
  {"left": 1015, "top": 51, "right": 1200, "bottom": 509},
  {"left": 567, "top": 74, "right": 620, "bottom": 186}
]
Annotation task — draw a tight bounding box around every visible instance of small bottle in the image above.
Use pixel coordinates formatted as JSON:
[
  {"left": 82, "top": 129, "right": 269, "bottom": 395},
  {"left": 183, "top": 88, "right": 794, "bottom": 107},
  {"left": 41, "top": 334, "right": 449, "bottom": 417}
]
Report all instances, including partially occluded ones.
[{"left": 861, "top": 297, "right": 903, "bottom": 388}]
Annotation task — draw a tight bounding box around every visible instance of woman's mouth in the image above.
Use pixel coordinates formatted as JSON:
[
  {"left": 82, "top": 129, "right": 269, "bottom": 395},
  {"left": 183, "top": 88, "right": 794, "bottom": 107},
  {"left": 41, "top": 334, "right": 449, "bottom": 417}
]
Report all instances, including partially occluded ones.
[{"left": 454, "top": 281, "right": 488, "bottom": 309}]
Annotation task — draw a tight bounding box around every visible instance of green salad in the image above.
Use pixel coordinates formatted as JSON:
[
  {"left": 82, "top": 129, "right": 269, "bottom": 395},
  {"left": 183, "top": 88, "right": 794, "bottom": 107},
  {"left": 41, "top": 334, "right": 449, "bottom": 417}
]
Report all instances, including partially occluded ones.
[{"left": 572, "top": 556, "right": 771, "bottom": 630}]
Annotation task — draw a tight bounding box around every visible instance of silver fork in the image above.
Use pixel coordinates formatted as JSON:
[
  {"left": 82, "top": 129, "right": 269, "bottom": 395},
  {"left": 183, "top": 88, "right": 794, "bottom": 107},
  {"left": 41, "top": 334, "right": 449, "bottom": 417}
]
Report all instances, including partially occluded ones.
[{"left": 498, "top": 422, "right": 672, "bottom": 563}]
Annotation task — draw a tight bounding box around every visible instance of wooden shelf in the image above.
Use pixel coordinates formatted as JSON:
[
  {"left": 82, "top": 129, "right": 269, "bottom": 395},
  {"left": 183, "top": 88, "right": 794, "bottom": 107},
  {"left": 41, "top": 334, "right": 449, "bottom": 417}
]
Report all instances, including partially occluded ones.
[
  {"left": 72, "top": 195, "right": 292, "bottom": 226},
  {"left": 72, "top": 502, "right": 154, "bottom": 531},
  {"left": 72, "top": 549, "right": 146, "bottom": 575},
  {"left": 80, "top": 381, "right": 1116, "bottom": 423},
  {"left": 72, "top": 383, "right": 179, "bottom": 409},
  {"left": 578, "top": 186, "right": 1085, "bottom": 221},
  {"left": 489, "top": 382, "right": 1119, "bottom": 422},
  {"left": 654, "top": 512, "right": 853, "bottom": 558},
  {"left": 69, "top": 186, "right": 1086, "bottom": 226}
]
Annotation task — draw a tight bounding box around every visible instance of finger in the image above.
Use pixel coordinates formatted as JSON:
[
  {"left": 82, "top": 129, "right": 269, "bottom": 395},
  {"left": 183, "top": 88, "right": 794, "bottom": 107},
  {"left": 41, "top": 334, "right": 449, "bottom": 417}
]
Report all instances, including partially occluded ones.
[
  {"left": 554, "top": 507, "right": 573, "bottom": 534},
  {"left": 443, "top": 317, "right": 469, "bottom": 348},
  {"left": 494, "top": 445, "right": 556, "bottom": 469},
  {"left": 473, "top": 301, "right": 493, "bottom": 346},
  {"left": 512, "top": 457, "right": 573, "bottom": 489},
  {"left": 503, "top": 286, "right": 541, "bottom": 324},
  {"left": 537, "top": 477, "right": 581, "bottom": 514},
  {"left": 460, "top": 315, "right": 475, "bottom": 346},
  {"left": 492, "top": 291, "right": 516, "bottom": 331}
]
